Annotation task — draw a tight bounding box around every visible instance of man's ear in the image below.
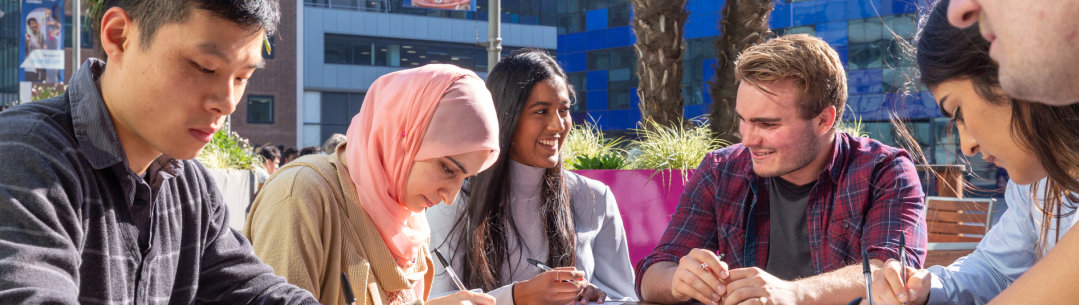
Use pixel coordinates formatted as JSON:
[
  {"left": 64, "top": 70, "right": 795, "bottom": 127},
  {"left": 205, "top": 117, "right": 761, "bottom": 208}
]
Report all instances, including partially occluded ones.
[
  {"left": 99, "top": 7, "right": 135, "bottom": 64},
  {"left": 817, "top": 105, "right": 837, "bottom": 135}
]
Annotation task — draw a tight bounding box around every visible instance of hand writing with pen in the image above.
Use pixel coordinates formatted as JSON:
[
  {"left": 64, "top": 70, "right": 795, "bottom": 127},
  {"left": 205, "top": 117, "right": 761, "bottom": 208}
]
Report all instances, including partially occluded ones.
[
  {"left": 517, "top": 259, "right": 609, "bottom": 305},
  {"left": 870, "top": 258, "right": 931, "bottom": 305}
]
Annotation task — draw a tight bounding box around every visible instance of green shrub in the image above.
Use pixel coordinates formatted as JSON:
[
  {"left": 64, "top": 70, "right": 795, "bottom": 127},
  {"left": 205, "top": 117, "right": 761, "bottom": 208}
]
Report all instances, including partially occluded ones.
[
  {"left": 572, "top": 153, "right": 627, "bottom": 170},
  {"left": 836, "top": 116, "right": 869, "bottom": 138},
  {"left": 196, "top": 130, "right": 264, "bottom": 170},
  {"left": 562, "top": 120, "right": 626, "bottom": 170},
  {"left": 626, "top": 119, "right": 730, "bottom": 170}
]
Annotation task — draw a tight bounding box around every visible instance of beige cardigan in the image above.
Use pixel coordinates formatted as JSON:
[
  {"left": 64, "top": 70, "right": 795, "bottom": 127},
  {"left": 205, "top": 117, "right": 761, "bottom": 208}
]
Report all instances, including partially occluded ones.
[{"left": 244, "top": 149, "right": 433, "bottom": 305}]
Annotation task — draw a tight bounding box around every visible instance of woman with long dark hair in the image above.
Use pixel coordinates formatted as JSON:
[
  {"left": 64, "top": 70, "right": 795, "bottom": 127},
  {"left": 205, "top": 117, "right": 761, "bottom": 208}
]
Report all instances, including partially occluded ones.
[
  {"left": 427, "top": 49, "right": 637, "bottom": 305},
  {"left": 870, "top": 1, "right": 1079, "bottom": 304}
]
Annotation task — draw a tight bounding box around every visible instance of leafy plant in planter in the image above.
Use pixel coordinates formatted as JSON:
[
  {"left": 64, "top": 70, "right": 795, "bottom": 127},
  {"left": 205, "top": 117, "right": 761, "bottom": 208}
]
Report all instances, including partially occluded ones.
[
  {"left": 197, "top": 130, "right": 265, "bottom": 171},
  {"left": 573, "top": 153, "right": 627, "bottom": 170},
  {"left": 563, "top": 120, "right": 627, "bottom": 170},
  {"left": 627, "top": 119, "right": 730, "bottom": 171}
]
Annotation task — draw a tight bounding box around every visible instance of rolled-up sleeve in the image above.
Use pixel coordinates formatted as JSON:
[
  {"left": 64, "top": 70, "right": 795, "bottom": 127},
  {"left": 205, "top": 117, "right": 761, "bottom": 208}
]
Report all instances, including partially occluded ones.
[{"left": 863, "top": 152, "right": 927, "bottom": 267}]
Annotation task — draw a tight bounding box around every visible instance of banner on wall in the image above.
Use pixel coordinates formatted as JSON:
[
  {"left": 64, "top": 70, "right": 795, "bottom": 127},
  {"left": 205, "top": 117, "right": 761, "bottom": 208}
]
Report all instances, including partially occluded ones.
[
  {"left": 20, "top": 0, "right": 65, "bottom": 84},
  {"left": 404, "top": 0, "right": 475, "bottom": 11}
]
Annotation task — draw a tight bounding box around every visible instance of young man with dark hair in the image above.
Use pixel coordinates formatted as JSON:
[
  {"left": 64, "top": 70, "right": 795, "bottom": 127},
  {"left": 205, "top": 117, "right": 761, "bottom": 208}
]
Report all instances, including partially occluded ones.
[
  {"left": 255, "top": 144, "right": 281, "bottom": 186},
  {"left": 0, "top": 1, "right": 317, "bottom": 303},
  {"left": 281, "top": 146, "right": 299, "bottom": 166},
  {"left": 635, "top": 34, "right": 927, "bottom": 305},
  {"left": 947, "top": 0, "right": 1079, "bottom": 106},
  {"left": 257, "top": 145, "right": 282, "bottom": 175},
  {"left": 299, "top": 146, "right": 322, "bottom": 157}
]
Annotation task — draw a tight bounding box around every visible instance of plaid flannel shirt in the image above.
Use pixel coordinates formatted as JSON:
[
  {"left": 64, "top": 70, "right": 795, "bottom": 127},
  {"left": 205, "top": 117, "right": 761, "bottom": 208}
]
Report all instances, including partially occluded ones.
[{"left": 635, "top": 133, "right": 927, "bottom": 298}]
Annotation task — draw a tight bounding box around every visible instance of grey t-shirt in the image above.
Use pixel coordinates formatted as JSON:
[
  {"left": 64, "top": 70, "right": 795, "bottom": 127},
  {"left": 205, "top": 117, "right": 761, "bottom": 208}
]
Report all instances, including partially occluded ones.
[{"left": 764, "top": 177, "right": 816, "bottom": 280}]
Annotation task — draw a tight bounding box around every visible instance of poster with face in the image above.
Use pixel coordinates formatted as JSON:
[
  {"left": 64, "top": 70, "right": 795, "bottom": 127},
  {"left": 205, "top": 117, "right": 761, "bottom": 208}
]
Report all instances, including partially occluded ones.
[
  {"left": 20, "top": 0, "right": 65, "bottom": 84},
  {"left": 404, "top": 0, "right": 474, "bottom": 11}
]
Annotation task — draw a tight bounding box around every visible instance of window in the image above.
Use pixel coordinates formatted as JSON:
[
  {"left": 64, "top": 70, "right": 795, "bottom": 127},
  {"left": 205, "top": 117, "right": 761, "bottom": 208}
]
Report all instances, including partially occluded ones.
[
  {"left": 607, "top": 4, "right": 630, "bottom": 28},
  {"left": 567, "top": 72, "right": 587, "bottom": 111},
  {"left": 848, "top": 42, "right": 883, "bottom": 70},
  {"left": 558, "top": 13, "right": 586, "bottom": 34},
  {"left": 882, "top": 66, "right": 924, "bottom": 93},
  {"left": 848, "top": 17, "right": 884, "bottom": 44},
  {"left": 609, "top": 88, "right": 632, "bottom": 109},
  {"left": 319, "top": 91, "right": 365, "bottom": 141},
  {"left": 684, "top": 38, "right": 713, "bottom": 63},
  {"left": 587, "top": 50, "right": 610, "bottom": 71},
  {"left": 324, "top": 34, "right": 535, "bottom": 72},
  {"left": 883, "top": 14, "right": 917, "bottom": 41},
  {"left": 608, "top": 67, "right": 634, "bottom": 109},
  {"left": 775, "top": 25, "right": 816, "bottom": 36},
  {"left": 247, "top": 95, "right": 274, "bottom": 124},
  {"left": 607, "top": 47, "right": 635, "bottom": 70}
]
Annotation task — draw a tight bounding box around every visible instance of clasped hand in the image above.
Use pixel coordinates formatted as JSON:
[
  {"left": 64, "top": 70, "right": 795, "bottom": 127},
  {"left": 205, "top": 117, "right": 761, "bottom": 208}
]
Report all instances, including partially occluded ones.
[{"left": 670, "top": 249, "right": 802, "bottom": 305}]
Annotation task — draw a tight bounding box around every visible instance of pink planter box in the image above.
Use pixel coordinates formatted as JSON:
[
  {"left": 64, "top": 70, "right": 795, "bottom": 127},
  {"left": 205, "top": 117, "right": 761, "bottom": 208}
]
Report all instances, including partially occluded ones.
[{"left": 572, "top": 169, "right": 694, "bottom": 267}]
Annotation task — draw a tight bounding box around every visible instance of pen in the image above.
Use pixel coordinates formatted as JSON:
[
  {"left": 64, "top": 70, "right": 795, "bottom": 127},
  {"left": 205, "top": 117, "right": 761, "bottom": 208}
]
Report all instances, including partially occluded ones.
[
  {"left": 526, "top": 258, "right": 577, "bottom": 283},
  {"left": 862, "top": 248, "right": 875, "bottom": 305},
  {"left": 900, "top": 234, "right": 907, "bottom": 305},
  {"left": 434, "top": 249, "right": 469, "bottom": 292},
  {"left": 341, "top": 272, "right": 357, "bottom": 305}
]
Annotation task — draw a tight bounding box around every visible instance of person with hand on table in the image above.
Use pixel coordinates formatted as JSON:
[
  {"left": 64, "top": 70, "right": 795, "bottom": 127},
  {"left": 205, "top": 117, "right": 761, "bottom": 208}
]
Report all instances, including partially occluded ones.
[
  {"left": 635, "top": 34, "right": 927, "bottom": 305},
  {"left": 871, "top": 1, "right": 1079, "bottom": 304}
]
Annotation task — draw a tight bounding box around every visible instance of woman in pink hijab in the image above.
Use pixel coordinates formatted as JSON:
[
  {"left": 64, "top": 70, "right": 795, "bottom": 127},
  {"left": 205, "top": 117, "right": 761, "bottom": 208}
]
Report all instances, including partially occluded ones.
[{"left": 244, "top": 64, "right": 500, "bottom": 305}]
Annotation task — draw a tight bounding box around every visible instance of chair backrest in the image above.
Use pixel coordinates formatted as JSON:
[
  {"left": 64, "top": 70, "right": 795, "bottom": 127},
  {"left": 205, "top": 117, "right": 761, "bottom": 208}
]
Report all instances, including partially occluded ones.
[{"left": 925, "top": 196, "right": 997, "bottom": 243}]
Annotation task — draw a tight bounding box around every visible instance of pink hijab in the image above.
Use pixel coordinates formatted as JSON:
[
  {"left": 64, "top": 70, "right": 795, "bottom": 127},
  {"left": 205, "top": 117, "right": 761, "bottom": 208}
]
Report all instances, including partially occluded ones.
[{"left": 344, "top": 64, "right": 499, "bottom": 267}]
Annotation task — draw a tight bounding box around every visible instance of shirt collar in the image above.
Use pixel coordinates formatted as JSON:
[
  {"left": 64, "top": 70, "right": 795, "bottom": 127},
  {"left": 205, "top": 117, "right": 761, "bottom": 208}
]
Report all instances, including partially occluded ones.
[
  {"left": 821, "top": 132, "right": 847, "bottom": 183},
  {"left": 69, "top": 58, "right": 125, "bottom": 170},
  {"left": 68, "top": 58, "right": 183, "bottom": 176}
]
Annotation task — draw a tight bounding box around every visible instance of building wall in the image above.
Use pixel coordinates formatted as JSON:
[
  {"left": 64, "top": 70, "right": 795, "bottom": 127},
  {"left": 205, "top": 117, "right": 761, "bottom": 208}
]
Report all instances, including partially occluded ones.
[
  {"left": 303, "top": 7, "right": 556, "bottom": 91},
  {"left": 299, "top": 5, "right": 558, "bottom": 147},
  {"left": 231, "top": 0, "right": 300, "bottom": 148}
]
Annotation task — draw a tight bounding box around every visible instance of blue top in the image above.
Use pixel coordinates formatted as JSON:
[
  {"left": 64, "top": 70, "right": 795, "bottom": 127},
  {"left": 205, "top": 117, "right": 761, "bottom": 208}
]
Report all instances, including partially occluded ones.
[{"left": 928, "top": 178, "right": 1078, "bottom": 304}]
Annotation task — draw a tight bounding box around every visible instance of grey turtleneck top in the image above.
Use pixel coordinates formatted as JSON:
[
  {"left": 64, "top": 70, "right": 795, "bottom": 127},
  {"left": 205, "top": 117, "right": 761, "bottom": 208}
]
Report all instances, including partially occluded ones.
[{"left": 427, "top": 160, "right": 637, "bottom": 304}]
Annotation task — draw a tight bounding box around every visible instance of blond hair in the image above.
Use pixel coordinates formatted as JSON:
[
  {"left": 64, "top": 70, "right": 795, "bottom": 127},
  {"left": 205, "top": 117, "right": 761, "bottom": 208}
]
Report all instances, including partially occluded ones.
[{"left": 734, "top": 34, "right": 848, "bottom": 126}]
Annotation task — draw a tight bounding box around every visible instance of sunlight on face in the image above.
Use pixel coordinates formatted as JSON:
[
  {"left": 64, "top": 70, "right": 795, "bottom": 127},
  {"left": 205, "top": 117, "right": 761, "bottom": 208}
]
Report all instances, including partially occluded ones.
[
  {"left": 930, "top": 79, "right": 1046, "bottom": 184},
  {"left": 401, "top": 150, "right": 492, "bottom": 212},
  {"left": 106, "top": 7, "right": 265, "bottom": 164}
]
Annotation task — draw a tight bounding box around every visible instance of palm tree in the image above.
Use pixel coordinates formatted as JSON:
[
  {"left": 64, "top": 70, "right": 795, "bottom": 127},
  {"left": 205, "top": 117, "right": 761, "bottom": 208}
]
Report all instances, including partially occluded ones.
[
  {"left": 631, "top": 0, "right": 689, "bottom": 129},
  {"left": 708, "top": 0, "right": 774, "bottom": 141}
]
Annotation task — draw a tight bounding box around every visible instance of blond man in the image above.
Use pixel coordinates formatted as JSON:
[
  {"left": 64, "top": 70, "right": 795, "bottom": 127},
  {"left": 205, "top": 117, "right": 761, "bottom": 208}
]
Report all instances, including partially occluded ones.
[{"left": 635, "top": 34, "right": 927, "bottom": 305}]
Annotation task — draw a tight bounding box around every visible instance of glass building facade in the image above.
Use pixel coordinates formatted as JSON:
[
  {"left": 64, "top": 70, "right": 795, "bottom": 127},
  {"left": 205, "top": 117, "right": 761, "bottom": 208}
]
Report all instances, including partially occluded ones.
[
  {"left": 304, "top": 0, "right": 557, "bottom": 26},
  {"left": 1, "top": 1, "right": 23, "bottom": 106},
  {"left": 555, "top": 0, "right": 995, "bottom": 177}
]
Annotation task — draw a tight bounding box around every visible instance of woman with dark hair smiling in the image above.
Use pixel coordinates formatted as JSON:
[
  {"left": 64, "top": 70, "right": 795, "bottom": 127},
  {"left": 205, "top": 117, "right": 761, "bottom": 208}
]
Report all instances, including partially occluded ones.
[
  {"left": 870, "top": 1, "right": 1079, "bottom": 304},
  {"left": 427, "top": 49, "right": 636, "bottom": 305}
]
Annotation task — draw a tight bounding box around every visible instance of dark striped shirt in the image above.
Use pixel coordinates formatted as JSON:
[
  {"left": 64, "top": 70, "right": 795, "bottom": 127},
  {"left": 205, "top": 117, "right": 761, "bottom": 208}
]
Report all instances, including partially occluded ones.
[{"left": 0, "top": 59, "right": 318, "bottom": 304}]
